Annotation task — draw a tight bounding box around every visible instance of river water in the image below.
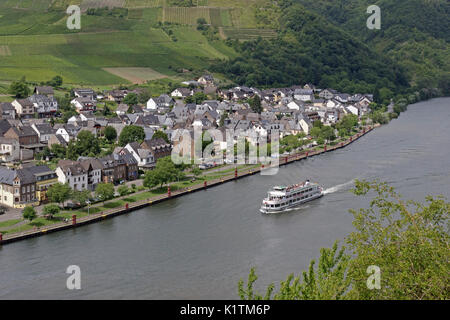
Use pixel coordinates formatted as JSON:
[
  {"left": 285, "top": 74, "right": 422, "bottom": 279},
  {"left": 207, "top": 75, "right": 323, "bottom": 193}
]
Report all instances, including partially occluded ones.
[{"left": 0, "top": 98, "right": 448, "bottom": 299}]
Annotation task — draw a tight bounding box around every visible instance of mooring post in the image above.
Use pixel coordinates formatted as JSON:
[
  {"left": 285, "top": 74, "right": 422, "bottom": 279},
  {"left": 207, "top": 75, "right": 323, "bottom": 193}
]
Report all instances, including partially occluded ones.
[
  {"left": 204, "top": 180, "right": 207, "bottom": 188},
  {"left": 72, "top": 215, "right": 76, "bottom": 226},
  {"left": 167, "top": 186, "right": 171, "bottom": 197},
  {"left": 235, "top": 167, "right": 238, "bottom": 179}
]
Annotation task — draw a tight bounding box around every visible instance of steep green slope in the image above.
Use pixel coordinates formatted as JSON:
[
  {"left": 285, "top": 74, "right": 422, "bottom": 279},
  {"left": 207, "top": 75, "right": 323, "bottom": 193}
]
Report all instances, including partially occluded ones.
[
  {"left": 293, "top": 0, "right": 450, "bottom": 93},
  {"left": 214, "top": 3, "right": 408, "bottom": 93}
]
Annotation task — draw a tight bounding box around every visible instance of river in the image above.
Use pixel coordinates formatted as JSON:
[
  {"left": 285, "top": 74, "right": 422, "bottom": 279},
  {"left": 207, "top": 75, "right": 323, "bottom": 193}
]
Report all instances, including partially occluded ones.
[{"left": 0, "top": 98, "right": 448, "bottom": 299}]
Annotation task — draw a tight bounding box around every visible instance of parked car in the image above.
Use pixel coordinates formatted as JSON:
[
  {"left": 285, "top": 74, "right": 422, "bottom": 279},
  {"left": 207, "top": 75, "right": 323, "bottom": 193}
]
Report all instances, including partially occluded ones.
[{"left": 64, "top": 201, "right": 82, "bottom": 210}]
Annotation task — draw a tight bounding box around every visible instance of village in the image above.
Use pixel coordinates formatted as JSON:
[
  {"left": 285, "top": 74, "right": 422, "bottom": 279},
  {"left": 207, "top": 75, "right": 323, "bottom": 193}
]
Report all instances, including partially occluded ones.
[{"left": 0, "top": 74, "right": 374, "bottom": 219}]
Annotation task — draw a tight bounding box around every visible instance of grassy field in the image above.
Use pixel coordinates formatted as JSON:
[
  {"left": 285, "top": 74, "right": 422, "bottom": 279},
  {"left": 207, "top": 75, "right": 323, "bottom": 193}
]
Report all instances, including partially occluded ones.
[
  {"left": 103, "top": 67, "right": 168, "bottom": 83},
  {"left": 0, "top": 13, "right": 234, "bottom": 84},
  {"left": 0, "top": 1, "right": 276, "bottom": 84}
]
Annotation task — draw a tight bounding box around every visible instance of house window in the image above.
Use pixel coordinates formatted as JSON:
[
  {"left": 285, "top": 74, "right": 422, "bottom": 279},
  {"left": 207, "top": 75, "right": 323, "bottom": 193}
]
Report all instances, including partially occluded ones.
[{"left": 22, "top": 187, "right": 25, "bottom": 193}]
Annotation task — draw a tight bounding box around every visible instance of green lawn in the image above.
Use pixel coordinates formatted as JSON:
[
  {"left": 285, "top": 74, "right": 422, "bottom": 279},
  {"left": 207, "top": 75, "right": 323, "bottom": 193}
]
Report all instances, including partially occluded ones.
[{"left": 0, "top": 219, "right": 21, "bottom": 229}]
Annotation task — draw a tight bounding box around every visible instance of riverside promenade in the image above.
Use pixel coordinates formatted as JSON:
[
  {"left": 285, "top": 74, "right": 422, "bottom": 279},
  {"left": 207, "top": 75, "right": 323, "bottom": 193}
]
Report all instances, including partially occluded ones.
[{"left": 0, "top": 125, "right": 378, "bottom": 245}]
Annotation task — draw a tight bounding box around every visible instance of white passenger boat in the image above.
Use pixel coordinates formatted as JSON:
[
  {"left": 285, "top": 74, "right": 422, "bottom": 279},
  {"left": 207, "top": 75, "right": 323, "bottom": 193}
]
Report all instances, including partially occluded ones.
[{"left": 260, "top": 180, "right": 323, "bottom": 214}]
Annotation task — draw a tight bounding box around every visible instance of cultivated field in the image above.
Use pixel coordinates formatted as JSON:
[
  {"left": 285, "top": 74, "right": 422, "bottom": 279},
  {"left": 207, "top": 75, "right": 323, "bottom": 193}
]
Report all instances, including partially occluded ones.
[
  {"left": 0, "top": 25, "right": 232, "bottom": 84},
  {"left": 162, "top": 7, "right": 211, "bottom": 25},
  {"left": 0, "top": 45, "right": 11, "bottom": 56},
  {"left": 103, "top": 67, "right": 168, "bottom": 83},
  {"left": 80, "top": 0, "right": 126, "bottom": 11},
  {"left": 222, "top": 27, "right": 277, "bottom": 40},
  {"left": 124, "top": 0, "right": 164, "bottom": 7},
  {"left": 0, "top": 0, "right": 275, "bottom": 84}
]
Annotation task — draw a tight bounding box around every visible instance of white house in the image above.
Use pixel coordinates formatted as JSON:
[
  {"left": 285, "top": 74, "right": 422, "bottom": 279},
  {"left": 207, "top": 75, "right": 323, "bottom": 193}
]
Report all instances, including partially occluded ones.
[
  {"left": 0, "top": 138, "right": 20, "bottom": 162},
  {"left": 287, "top": 100, "right": 304, "bottom": 111},
  {"left": 294, "top": 89, "right": 314, "bottom": 102},
  {"left": 347, "top": 105, "right": 359, "bottom": 116},
  {"left": 299, "top": 116, "right": 313, "bottom": 135},
  {"left": 124, "top": 142, "right": 154, "bottom": 168},
  {"left": 56, "top": 161, "right": 88, "bottom": 191},
  {"left": 31, "top": 123, "right": 54, "bottom": 143},
  {"left": 55, "top": 127, "right": 71, "bottom": 143},
  {"left": 171, "top": 88, "right": 191, "bottom": 98}
]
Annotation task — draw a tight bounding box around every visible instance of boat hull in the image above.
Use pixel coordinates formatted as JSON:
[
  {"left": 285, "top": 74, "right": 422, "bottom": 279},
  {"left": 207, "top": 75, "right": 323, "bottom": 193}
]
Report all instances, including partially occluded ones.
[{"left": 260, "top": 193, "right": 323, "bottom": 214}]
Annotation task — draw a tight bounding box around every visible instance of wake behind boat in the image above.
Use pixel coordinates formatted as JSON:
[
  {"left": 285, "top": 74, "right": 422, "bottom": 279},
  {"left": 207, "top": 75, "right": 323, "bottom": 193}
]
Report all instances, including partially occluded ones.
[{"left": 260, "top": 180, "right": 324, "bottom": 214}]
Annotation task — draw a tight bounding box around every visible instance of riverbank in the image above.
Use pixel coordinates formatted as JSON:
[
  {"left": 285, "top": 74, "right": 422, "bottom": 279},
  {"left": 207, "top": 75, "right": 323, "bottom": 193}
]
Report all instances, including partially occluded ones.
[{"left": 0, "top": 125, "right": 378, "bottom": 246}]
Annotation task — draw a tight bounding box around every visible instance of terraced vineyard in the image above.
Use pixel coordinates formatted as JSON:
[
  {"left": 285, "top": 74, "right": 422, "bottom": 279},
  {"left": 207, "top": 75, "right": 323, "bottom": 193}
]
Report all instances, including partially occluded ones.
[
  {"left": 124, "top": 0, "right": 164, "bottom": 7},
  {"left": 162, "top": 7, "right": 211, "bottom": 25},
  {"left": 222, "top": 27, "right": 277, "bottom": 40},
  {"left": 0, "top": 0, "right": 277, "bottom": 84},
  {"left": 80, "top": 0, "right": 126, "bottom": 10}
]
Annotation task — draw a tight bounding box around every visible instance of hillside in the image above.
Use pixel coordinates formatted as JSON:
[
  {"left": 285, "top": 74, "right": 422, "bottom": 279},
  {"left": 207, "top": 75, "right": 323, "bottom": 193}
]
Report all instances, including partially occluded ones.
[
  {"left": 0, "top": 0, "right": 275, "bottom": 85},
  {"left": 213, "top": 3, "right": 408, "bottom": 94},
  {"left": 0, "top": 0, "right": 447, "bottom": 95},
  {"left": 292, "top": 0, "right": 450, "bottom": 94}
]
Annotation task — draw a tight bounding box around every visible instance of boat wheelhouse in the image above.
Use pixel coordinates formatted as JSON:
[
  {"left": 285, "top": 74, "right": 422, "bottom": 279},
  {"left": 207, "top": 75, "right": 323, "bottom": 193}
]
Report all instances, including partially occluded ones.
[{"left": 260, "top": 180, "right": 323, "bottom": 214}]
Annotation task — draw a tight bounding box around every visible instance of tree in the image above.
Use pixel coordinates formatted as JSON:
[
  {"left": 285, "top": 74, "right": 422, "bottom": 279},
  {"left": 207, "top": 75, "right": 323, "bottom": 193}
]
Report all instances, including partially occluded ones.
[
  {"left": 138, "top": 90, "right": 151, "bottom": 104},
  {"left": 185, "top": 92, "right": 207, "bottom": 104},
  {"left": 143, "top": 157, "right": 179, "bottom": 188},
  {"left": 104, "top": 126, "right": 117, "bottom": 142},
  {"left": 379, "top": 87, "right": 394, "bottom": 105},
  {"left": 102, "top": 105, "right": 111, "bottom": 116},
  {"left": 197, "top": 17, "right": 208, "bottom": 31},
  {"left": 66, "top": 130, "right": 100, "bottom": 160},
  {"left": 47, "top": 75, "right": 63, "bottom": 87},
  {"left": 238, "top": 181, "right": 450, "bottom": 300},
  {"left": 249, "top": 95, "right": 262, "bottom": 114},
  {"left": 50, "top": 144, "right": 66, "bottom": 158},
  {"left": 71, "top": 189, "right": 91, "bottom": 206},
  {"left": 313, "top": 120, "right": 323, "bottom": 128},
  {"left": 320, "top": 126, "right": 336, "bottom": 142},
  {"left": 119, "top": 125, "right": 145, "bottom": 146},
  {"left": 95, "top": 183, "right": 115, "bottom": 204},
  {"left": 47, "top": 183, "right": 72, "bottom": 207},
  {"left": 370, "top": 110, "right": 389, "bottom": 125},
  {"left": 123, "top": 92, "right": 138, "bottom": 106},
  {"left": 143, "top": 170, "right": 160, "bottom": 189},
  {"left": 152, "top": 130, "right": 169, "bottom": 143},
  {"left": 337, "top": 114, "right": 358, "bottom": 136},
  {"left": 42, "top": 204, "right": 60, "bottom": 219},
  {"left": 191, "top": 167, "right": 202, "bottom": 177},
  {"left": 22, "top": 206, "right": 37, "bottom": 221},
  {"left": 9, "top": 76, "right": 30, "bottom": 98},
  {"left": 309, "top": 127, "right": 321, "bottom": 139},
  {"left": 117, "top": 185, "right": 129, "bottom": 197}
]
